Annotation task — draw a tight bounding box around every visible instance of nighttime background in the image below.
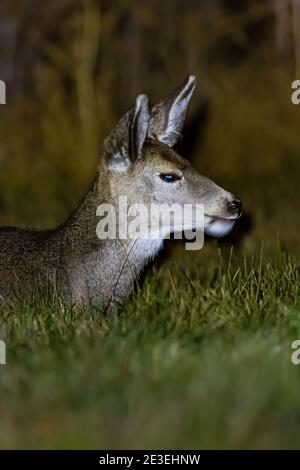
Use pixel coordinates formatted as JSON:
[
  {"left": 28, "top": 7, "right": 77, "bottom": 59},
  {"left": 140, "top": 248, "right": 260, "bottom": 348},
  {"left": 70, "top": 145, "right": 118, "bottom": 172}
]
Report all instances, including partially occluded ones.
[{"left": 0, "top": 0, "right": 300, "bottom": 449}]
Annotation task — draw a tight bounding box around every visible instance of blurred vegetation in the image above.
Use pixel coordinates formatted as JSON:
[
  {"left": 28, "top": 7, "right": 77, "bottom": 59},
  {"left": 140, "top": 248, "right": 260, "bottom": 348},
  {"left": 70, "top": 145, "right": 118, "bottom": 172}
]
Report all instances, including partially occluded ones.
[{"left": 0, "top": 0, "right": 299, "bottom": 256}]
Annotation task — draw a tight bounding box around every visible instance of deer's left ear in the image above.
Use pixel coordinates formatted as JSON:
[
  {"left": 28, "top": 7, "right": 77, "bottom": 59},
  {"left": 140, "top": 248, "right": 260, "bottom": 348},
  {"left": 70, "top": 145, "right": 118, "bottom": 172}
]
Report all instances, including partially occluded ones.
[
  {"left": 104, "top": 94, "right": 150, "bottom": 171},
  {"left": 148, "top": 75, "right": 196, "bottom": 147}
]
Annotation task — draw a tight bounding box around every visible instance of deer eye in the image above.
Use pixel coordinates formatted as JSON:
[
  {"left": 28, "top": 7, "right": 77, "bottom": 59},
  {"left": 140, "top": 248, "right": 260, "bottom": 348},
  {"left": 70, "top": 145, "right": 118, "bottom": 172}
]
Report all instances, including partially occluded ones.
[{"left": 159, "top": 173, "right": 182, "bottom": 183}]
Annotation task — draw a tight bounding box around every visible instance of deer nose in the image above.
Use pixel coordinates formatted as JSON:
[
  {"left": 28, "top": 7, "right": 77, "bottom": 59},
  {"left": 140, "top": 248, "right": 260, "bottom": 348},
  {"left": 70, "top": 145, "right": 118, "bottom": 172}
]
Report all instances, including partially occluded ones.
[{"left": 227, "top": 198, "right": 242, "bottom": 217}]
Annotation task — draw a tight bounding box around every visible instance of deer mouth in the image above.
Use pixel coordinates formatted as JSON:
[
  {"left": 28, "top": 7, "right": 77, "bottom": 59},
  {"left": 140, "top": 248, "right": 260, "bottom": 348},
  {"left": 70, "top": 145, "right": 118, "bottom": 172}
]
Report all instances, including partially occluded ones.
[{"left": 204, "top": 215, "right": 237, "bottom": 238}]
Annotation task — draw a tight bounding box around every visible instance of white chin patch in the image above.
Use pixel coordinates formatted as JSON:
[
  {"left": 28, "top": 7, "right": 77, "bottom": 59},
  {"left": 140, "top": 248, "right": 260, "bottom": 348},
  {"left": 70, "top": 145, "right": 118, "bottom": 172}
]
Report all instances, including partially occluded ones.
[{"left": 204, "top": 217, "right": 236, "bottom": 238}]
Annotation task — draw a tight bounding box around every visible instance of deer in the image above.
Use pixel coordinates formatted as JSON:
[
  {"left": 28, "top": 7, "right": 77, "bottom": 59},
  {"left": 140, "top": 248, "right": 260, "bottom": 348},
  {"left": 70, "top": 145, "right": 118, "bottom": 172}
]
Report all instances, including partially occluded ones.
[{"left": 0, "top": 76, "right": 242, "bottom": 311}]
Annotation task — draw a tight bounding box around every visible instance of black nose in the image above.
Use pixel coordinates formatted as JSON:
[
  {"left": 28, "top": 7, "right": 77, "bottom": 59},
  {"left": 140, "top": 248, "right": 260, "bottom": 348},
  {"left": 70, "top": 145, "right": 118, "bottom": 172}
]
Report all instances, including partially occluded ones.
[{"left": 228, "top": 199, "right": 242, "bottom": 217}]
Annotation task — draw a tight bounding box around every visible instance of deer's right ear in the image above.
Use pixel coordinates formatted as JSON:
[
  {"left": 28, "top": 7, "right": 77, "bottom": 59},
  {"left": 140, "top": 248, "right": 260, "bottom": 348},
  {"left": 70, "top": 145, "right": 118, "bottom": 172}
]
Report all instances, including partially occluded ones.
[{"left": 104, "top": 94, "right": 150, "bottom": 172}]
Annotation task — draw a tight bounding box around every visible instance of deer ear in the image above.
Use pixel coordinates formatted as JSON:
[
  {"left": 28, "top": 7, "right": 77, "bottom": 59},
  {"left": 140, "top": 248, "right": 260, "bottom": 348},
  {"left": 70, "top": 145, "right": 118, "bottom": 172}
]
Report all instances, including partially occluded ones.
[
  {"left": 104, "top": 94, "right": 150, "bottom": 171},
  {"left": 148, "top": 75, "right": 196, "bottom": 147}
]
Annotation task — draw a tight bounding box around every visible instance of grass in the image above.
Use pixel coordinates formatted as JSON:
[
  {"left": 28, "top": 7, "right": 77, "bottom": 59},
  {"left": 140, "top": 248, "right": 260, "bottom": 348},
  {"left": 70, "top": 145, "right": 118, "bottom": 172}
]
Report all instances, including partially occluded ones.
[{"left": 0, "top": 246, "right": 300, "bottom": 449}]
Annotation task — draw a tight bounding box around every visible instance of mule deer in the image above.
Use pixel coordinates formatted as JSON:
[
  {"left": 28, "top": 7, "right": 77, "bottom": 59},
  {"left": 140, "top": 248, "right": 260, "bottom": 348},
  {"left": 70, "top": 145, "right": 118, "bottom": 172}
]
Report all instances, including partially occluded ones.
[{"left": 0, "top": 76, "right": 242, "bottom": 310}]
